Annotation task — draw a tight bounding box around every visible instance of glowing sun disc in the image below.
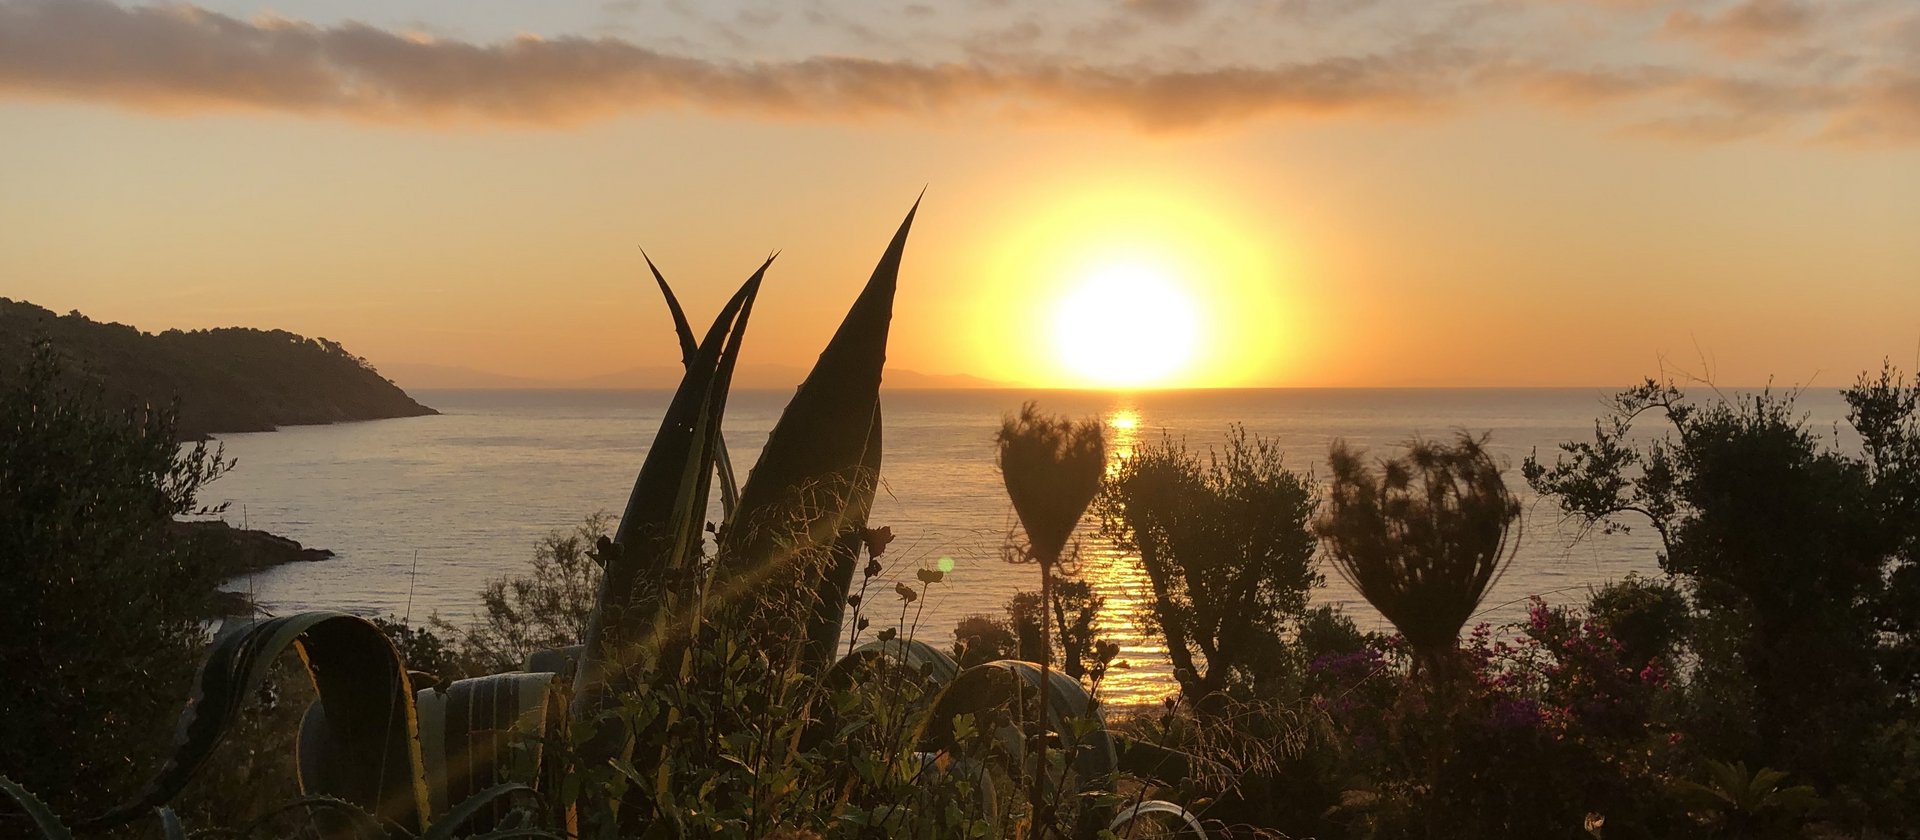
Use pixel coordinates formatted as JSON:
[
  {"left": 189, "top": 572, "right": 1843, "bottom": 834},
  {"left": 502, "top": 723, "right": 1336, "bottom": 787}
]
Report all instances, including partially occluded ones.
[{"left": 1053, "top": 263, "right": 1199, "bottom": 387}]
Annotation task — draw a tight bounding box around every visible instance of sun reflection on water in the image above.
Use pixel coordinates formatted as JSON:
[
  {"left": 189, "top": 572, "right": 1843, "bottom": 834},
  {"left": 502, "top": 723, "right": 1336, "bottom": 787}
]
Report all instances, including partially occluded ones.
[
  {"left": 1105, "top": 406, "right": 1142, "bottom": 464},
  {"left": 1064, "top": 402, "right": 1179, "bottom": 704}
]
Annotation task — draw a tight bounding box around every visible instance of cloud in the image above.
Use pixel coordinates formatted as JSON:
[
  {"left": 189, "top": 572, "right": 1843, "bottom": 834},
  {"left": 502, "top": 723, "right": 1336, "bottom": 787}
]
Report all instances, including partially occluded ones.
[
  {"left": 1516, "top": 65, "right": 1688, "bottom": 106},
  {"left": 1664, "top": 0, "right": 1816, "bottom": 56},
  {"left": 0, "top": 0, "right": 1912, "bottom": 145},
  {"left": 1120, "top": 0, "right": 1206, "bottom": 25},
  {"left": 0, "top": 0, "right": 1467, "bottom": 129},
  {"left": 1821, "top": 70, "right": 1920, "bottom": 145},
  {"left": 1516, "top": 60, "right": 1853, "bottom": 141}
]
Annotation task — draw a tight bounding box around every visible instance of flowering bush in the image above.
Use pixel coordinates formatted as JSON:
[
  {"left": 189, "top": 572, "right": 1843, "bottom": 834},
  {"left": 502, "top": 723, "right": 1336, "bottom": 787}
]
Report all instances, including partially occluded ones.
[{"left": 1295, "top": 590, "right": 1693, "bottom": 838}]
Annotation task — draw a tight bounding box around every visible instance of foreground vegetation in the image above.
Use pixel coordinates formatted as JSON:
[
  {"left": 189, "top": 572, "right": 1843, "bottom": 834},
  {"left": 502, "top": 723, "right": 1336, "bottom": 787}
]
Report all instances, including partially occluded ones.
[{"left": 6, "top": 213, "right": 1920, "bottom": 837}]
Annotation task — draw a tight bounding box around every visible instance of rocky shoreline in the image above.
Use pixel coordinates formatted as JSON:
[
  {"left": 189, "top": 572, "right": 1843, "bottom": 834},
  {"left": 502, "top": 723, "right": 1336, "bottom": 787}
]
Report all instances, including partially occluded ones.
[{"left": 174, "top": 520, "right": 334, "bottom": 616}]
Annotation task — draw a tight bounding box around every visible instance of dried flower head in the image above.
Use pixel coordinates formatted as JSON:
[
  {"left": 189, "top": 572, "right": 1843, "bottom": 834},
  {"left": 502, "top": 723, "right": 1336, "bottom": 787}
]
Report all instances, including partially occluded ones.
[
  {"left": 1317, "top": 432, "right": 1520, "bottom": 673},
  {"left": 862, "top": 525, "right": 894, "bottom": 558},
  {"left": 997, "top": 402, "right": 1106, "bottom": 564}
]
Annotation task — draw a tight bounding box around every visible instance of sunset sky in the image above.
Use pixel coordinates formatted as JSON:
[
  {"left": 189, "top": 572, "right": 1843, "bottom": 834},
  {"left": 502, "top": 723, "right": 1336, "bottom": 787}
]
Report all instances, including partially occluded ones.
[{"left": 3, "top": 0, "right": 1917, "bottom": 388}]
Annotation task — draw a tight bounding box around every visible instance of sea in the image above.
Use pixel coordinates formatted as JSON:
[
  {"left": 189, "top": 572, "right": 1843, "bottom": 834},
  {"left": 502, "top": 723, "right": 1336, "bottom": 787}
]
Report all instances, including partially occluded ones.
[{"left": 201, "top": 386, "right": 1857, "bottom": 705}]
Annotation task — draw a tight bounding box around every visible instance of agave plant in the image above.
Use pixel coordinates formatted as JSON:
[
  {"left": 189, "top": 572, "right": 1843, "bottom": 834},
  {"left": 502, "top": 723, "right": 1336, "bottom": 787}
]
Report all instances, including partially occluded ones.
[
  {"left": 570, "top": 257, "right": 767, "bottom": 720},
  {"left": 32, "top": 204, "right": 907, "bottom": 831},
  {"left": 713, "top": 205, "right": 911, "bottom": 670}
]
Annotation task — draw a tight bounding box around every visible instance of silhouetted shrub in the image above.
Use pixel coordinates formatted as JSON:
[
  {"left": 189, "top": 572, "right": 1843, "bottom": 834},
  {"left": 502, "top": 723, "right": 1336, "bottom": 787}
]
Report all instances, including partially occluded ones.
[
  {"left": 1526, "top": 370, "right": 1920, "bottom": 829},
  {"left": 432, "top": 513, "right": 607, "bottom": 675},
  {"left": 951, "top": 613, "right": 1017, "bottom": 667},
  {"left": 0, "top": 341, "right": 230, "bottom": 818},
  {"left": 1099, "top": 426, "right": 1320, "bottom": 702},
  {"left": 1001, "top": 577, "right": 1108, "bottom": 680},
  {"left": 1584, "top": 573, "right": 1688, "bottom": 672}
]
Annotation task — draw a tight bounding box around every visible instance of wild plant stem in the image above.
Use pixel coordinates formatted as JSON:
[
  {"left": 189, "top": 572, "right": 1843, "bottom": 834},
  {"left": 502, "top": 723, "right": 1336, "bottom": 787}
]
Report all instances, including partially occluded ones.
[
  {"left": 1031, "top": 551, "right": 1054, "bottom": 837},
  {"left": 873, "top": 595, "right": 918, "bottom": 799},
  {"left": 846, "top": 572, "right": 874, "bottom": 658}
]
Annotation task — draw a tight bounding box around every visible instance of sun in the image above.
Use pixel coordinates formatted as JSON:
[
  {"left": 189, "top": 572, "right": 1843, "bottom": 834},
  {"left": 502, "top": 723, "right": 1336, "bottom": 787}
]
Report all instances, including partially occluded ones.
[
  {"left": 966, "top": 177, "right": 1303, "bottom": 387},
  {"left": 1053, "top": 262, "right": 1200, "bottom": 388}
]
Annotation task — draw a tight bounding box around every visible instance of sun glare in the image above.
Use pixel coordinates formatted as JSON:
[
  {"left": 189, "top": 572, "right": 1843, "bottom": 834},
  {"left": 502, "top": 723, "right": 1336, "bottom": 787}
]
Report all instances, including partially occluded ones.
[
  {"left": 1054, "top": 263, "right": 1199, "bottom": 388},
  {"left": 965, "top": 178, "right": 1301, "bottom": 388}
]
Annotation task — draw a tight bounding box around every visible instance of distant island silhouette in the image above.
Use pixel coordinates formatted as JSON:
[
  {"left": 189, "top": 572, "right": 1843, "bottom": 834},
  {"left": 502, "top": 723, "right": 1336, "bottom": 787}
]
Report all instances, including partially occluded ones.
[
  {"left": 0, "top": 298, "right": 437, "bottom": 439},
  {"left": 381, "top": 361, "right": 1006, "bottom": 391}
]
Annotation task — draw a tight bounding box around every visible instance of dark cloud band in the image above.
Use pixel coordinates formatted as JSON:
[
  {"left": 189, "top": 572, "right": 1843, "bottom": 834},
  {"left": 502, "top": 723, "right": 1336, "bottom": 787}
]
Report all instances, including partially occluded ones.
[{"left": 0, "top": 0, "right": 1913, "bottom": 144}]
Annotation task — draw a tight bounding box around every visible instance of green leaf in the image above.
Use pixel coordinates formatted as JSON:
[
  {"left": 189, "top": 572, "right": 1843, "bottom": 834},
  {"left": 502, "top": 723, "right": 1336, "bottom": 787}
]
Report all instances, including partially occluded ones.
[
  {"left": 236, "top": 794, "right": 387, "bottom": 840},
  {"left": 723, "top": 199, "right": 919, "bottom": 672},
  {"left": 84, "top": 612, "right": 429, "bottom": 833},
  {"left": 644, "top": 251, "right": 740, "bottom": 520},
  {"left": 1766, "top": 784, "right": 1823, "bottom": 814},
  {"left": 1748, "top": 766, "right": 1790, "bottom": 800},
  {"left": 467, "top": 829, "right": 568, "bottom": 840},
  {"left": 0, "top": 776, "right": 73, "bottom": 840},
  {"left": 575, "top": 261, "right": 766, "bottom": 703},
  {"left": 422, "top": 783, "right": 539, "bottom": 840}
]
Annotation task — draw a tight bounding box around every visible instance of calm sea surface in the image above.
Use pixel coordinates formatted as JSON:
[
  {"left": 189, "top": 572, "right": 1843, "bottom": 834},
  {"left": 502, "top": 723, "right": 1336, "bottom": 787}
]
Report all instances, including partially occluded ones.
[{"left": 202, "top": 386, "right": 1854, "bottom": 705}]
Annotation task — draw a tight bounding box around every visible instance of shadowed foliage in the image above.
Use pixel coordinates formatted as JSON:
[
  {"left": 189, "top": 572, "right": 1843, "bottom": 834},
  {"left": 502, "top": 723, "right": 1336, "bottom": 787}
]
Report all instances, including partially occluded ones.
[
  {"left": 1524, "top": 371, "right": 1920, "bottom": 818},
  {"left": 999, "top": 580, "right": 1108, "bottom": 681},
  {"left": 1099, "top": 427, "right": 1319, "bottom": 701},
  {"left": 0, "top": 342, "right": 230, "bottom": 820},
  {"left": 952, "top": 613, "right": 1020, "bottom": 669},
  {"left": 1319, "top": 432, "right": 1519, "bottom": 677},
  {"left": 432, "top": 514, "right": 608, "bottom": 677}
]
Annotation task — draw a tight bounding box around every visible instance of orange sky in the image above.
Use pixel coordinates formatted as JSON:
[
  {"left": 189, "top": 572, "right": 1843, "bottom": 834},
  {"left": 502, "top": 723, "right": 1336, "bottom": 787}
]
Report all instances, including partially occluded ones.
[{"left": 3, "top": 0, "right": 1918, "bottom": 388}]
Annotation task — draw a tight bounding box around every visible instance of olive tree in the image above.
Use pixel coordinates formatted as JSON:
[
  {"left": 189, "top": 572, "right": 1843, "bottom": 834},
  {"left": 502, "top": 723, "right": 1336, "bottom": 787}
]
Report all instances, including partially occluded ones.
[{"left": 1098, "top": 427, "right": 1319, "bottom": 702}]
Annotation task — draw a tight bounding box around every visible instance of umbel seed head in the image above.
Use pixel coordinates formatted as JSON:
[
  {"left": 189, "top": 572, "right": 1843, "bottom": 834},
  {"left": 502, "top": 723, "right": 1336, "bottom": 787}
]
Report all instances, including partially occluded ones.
[{"left": 997, "top": 401, "right": 1107, "bottom": 564}]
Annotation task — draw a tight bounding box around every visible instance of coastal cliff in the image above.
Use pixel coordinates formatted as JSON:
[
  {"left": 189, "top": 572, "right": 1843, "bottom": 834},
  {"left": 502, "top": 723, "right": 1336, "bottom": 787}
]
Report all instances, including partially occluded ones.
[{"left": 0, "top": 298, "right": 436, "bottom": 438}]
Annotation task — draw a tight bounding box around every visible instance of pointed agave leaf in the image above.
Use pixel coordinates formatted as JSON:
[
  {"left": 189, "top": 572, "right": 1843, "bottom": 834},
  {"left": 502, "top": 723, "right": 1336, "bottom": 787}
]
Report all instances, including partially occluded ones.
[
  {"left": 645, "top": 251, "right": 740, "bottom": 518},
  {"left": 573, "top": 261, "right": 766, "bottom": 706},
  {"left": 720, "top": 199, "right": 918, "bottom": 670},
  {"left": 806, "top": 404, "right": 881, "bottom": 663},
  {"left": 83, "top": 612, "right": 429, "bottom": 833},
  {"left": 421, "top": 783, "right": 539, "bottom": 840},
  {"left": 660, "top": 259, "right": 763, "bottom": 591},
  {"left": 236, "top": 794, "right": 386, "bottom": 840},
  {"left": 468, "top": 829, "right": 569, "bottom": 840},
  {"left": 0, "top": 776, "right": 74, "bottom": 840}
]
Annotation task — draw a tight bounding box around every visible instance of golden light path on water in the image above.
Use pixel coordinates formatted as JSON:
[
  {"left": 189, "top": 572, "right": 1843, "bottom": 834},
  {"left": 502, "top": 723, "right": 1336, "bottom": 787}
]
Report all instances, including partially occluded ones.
[{"left": 1074, "top": 404, "right": 1172, "bottom": 705}]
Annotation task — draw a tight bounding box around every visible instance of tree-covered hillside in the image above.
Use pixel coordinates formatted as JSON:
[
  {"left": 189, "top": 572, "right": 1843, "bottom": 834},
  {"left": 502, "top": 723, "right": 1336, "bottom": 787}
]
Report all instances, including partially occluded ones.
[{"left": 0, "top": 298, "right": 435, "bottom": 438}]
